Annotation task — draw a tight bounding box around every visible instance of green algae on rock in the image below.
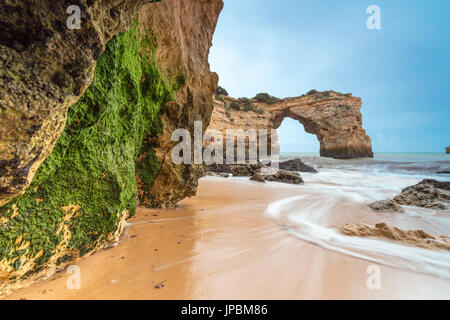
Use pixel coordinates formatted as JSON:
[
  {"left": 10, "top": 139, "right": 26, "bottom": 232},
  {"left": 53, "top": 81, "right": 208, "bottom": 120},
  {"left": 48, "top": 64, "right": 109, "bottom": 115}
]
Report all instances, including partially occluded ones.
[
  {"left": 0, "top": 0, "right": 152, "bottom": 207},
  {"left": 0, "top": 21, "right": 172, "bottom": 290}
]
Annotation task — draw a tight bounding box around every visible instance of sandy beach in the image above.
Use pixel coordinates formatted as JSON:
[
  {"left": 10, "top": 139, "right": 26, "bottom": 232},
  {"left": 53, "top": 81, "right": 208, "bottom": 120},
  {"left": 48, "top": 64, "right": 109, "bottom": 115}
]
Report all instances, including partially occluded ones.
[{"left": 3, "top": 176, "right": 449, "bottom": 300}]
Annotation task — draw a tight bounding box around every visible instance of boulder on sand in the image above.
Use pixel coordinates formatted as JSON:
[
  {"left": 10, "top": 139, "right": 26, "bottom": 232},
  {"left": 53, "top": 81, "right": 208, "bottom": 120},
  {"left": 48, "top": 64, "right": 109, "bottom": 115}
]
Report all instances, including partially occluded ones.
[
  {"left": 278, "top": 159, "right": 318, "bottom": 173},
  {"left": 369, "top": 200, "right": 404, "bottom": 212},
  {"left": 250, "top": 168, "right": 304, "bottom": 185},
  {"left": 369, "top": 179, "right": 450, "bottom": 211}
]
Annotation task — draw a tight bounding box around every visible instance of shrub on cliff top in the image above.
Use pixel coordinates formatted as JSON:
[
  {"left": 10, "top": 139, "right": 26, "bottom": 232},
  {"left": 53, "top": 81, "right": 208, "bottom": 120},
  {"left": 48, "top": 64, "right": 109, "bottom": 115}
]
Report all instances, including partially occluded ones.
[
  {"left": 239, "top": 97, "right": 263, "bottom": 114},
  {"left": 253, "top": 92, "right": 280, "bottom": 104},
  {"left": 215, "top": 85, "right": 228, "bottom": 96},
  {"left": 229, "top": 101, "right": 241, "bottom": 111},
  {"left": 242, "top": 103, "right": 264, "bottom": 114},
  {"left": 226, "top": 97, "right": 264, "bottom": 114}
]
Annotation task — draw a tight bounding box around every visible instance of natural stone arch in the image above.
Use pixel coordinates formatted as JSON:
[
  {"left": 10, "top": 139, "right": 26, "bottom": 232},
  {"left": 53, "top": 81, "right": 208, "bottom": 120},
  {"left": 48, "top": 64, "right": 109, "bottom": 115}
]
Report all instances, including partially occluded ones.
[
  {"left": 209, "top": 90, "right": 373, "bottom": 160},
  {"left": 268, "top": 91, "right": 373, "bottom": 159}
]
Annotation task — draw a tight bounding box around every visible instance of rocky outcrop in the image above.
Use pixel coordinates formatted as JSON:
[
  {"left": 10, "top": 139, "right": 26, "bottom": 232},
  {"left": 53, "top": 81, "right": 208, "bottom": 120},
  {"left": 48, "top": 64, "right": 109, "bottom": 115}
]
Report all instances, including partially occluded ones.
[
  {"left": 0, "top": 0, "right": 223, "bottom": 296},
  {"left": 250, "top": 168, "right": 304, "bottom": 185},
  {"left": 369, "top": 179, "right": 450, "bottom": 211},
  {"left": 231, "top": 163, "right": 263, "bottom": 177},
  {"left": 369, "top": 200, "right": 404, "bottom": 213},
  {"left": 0, "top": 0, "right": 152, "bottom": 207},
  {"left": 393, "top": 180, "right": 449, "bottom": 210},
  {"left": 136, "top": 0, "right": 223, "bottom": 208},
  {"left": 446, "top": 147, "right": 450, "bottom": 154},
  {"left": 209, "top": 90, "right": 373, "bottom": 160},
  {"left": 339, "top": 222, "right": 450, "bottom": 251},
  {"left": 204, "top": 162, "right": 262, "bottom": 177},
  {"left": 279, "top": 159, "right": 318, "bottom": 173}
]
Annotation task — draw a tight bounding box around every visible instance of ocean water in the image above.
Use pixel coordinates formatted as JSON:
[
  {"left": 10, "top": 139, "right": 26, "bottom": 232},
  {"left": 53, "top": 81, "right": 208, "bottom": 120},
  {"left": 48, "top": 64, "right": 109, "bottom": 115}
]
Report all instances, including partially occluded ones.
[{"left": 265, "top": 152, "right": 450, "bottom": 279}]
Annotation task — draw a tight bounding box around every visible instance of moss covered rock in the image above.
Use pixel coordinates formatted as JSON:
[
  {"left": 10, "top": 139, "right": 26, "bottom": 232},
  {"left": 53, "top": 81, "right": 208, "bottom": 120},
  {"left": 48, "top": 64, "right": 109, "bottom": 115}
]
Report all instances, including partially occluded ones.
[{"left": 0, "top": 21, "right": 172, "bottom": 291}]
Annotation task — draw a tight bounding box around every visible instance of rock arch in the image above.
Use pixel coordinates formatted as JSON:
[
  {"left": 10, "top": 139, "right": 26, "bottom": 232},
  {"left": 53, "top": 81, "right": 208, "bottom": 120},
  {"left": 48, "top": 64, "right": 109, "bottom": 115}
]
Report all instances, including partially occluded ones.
[
  {"left": 268, "top": 91, "right": 373, "bottom": 159},
  {"left": 209, "top": 90, "right": 373, "bottom": 160}
]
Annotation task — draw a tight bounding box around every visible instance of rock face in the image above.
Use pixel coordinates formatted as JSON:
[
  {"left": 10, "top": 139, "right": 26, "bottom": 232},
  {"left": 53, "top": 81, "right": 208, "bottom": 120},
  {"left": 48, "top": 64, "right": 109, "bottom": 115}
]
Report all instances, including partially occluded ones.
[
  {"left": 0, "top": 0, "right": 151, "bottom": 207},
  {"left": 279, "top": 159, "right": 318, "bottom": 173},
  {"left": 209, "top": 90, "right": 373, "bottom": 160},
  {"left": 209, "top": 95, "right": 279, "bottom": 162},
  {"left": 393, "top": 180, "right": 450, "bottom": 210},
  {"left": 446, "top": 147, "right": 450, "bottom": 154},
  {"left": 369, "top": 179, "right": 450, "bottom": 211},
  {"left": 0, "top": 0, "right": 223, "bottom": 296},
  {"left": 339, "top": 222, "right": 450, "bottom": 251},
  {"left": 136, "top": 0, "right": 223, "bottom": 207}
]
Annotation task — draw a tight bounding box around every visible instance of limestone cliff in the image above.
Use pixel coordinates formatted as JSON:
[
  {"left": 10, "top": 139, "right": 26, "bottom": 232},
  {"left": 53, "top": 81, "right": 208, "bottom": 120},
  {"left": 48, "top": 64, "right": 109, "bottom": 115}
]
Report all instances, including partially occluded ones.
[
  {"left": 0, "top": 0, "right": 222, "bottom": 296},
  {"left": 137, "top": 1, "right": 222, "bottom": 207},
  {"left": 0, "top": 0, "right": 151, "bottom": 207},
  {"left": 210, "top": 90, "right": 373, "bottom": 159}
]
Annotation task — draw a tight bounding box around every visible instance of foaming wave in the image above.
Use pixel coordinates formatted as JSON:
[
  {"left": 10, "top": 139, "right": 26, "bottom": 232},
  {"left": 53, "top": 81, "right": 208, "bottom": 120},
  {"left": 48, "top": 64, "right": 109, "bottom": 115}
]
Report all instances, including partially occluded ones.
[
  {"left": 266, "top": 153, "right": 450, "bottom": 279},
  {"left": 280, "top": 152, "right": 450, "bottom": 176},
  {"left": 265, "top": 194, "right": 450, "bottom": 280}
]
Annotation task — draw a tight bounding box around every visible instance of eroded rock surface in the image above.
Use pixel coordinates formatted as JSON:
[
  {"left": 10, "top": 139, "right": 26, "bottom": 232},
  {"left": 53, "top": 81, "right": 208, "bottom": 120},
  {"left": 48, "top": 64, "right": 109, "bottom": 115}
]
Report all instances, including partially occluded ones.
[
  {"left": 0, "top": 0, "right": 151, "bottom": 206},
  {"left": 0, "top": 0, "right": 223, "bottom": 296},
  {"left": 393, "top": 179, "right": 450, "bottom": 210},
  {"left": 136, "top": 0, "right": 223, "bottom": 208},
  {"left": 369, "top": 200, "right": 405, "bottom": 213},
  {"left": 369, "top": 179, "right": 450, "bottom": 212}
]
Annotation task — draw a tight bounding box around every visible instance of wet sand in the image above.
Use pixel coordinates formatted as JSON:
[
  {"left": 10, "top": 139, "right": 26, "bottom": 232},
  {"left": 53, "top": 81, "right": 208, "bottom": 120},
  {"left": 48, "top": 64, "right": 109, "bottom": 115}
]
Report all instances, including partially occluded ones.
[{"left": 4, "top": 177, "right": 450, "bottom": 299}]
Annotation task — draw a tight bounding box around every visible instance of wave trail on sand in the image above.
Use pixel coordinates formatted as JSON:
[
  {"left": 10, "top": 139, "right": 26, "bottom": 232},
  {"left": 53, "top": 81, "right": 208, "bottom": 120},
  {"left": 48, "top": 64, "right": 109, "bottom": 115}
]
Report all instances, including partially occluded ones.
[{"left": 265, "top": 191, "right": 450, "bottom": 280}]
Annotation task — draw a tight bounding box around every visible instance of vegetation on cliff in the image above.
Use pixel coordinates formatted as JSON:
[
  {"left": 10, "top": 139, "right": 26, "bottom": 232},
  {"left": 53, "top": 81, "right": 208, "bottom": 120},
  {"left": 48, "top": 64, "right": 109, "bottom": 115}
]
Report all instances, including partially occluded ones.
[
  {"left": 214, "top": 85, "right": 228, "bottom": 96},
  {"left": 252, "top": 93, "right": 280, "bottom": 105},
  {"left": 228, "top": 98, "right": 264, "bottom": 114},
  {"left": 0, "top": 21, "right": 174, "bottom": 285}
]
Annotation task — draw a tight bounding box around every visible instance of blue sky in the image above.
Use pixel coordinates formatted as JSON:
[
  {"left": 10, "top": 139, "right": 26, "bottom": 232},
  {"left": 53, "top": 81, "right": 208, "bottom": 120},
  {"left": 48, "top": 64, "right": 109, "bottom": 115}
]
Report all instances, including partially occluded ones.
[{"left": 209, "top": 0, "right": 450, "bottom": 153}]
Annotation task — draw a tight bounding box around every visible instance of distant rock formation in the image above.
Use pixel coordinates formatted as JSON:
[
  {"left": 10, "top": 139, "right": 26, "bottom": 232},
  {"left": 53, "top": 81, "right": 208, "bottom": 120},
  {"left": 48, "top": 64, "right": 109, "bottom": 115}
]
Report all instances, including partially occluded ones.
[
  {"left": 446, "top": 146, "right": 450, "bottom": 154},
  {"left": 209, "top": 90, "right": 373, "bottom": 160},
  {"left": 369, "top": 179, "right": 450, "bottom": 211}
]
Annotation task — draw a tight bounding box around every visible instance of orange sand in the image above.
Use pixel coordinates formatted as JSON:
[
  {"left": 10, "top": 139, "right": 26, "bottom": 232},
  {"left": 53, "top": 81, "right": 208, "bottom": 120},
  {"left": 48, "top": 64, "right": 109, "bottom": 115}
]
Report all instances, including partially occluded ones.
[{"left": 4, "top": 177, "right": 450, "bottom": 299}]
